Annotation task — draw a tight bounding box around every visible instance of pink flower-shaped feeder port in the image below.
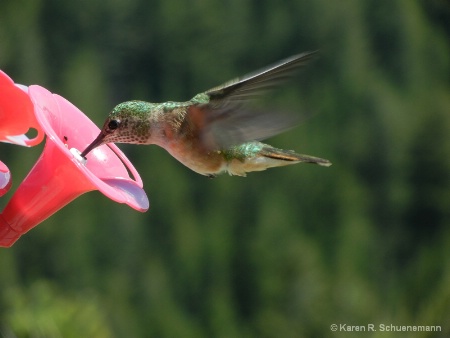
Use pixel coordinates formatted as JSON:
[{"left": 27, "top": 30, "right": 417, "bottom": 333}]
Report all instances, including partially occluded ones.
[
  {"left": 0, "top": 70, "right": 44, "bottom": 199},
  {"left": 0, "top": 85, "right": 149, "bottom": 247},
  {"left": 0, "top": 161, "right": 11, "bottom": 197},
  {"left": 0, "top": 71, "right": 45, "bottom": 146}
]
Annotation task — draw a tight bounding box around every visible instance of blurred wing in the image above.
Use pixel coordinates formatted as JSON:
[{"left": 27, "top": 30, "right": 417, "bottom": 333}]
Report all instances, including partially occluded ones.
[
  {"left": 205, "top": 51, "right": 317, "bottom": 108},
  {"left": 187, "top": 51, "right": 317, "bottom": 149},
  {"left": 188, "top": 105, "right": 301, "bottom": 149}
]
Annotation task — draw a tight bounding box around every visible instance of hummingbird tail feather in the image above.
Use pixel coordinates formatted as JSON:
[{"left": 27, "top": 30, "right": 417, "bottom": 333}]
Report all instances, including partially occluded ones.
[
  {"left": 224, "top": 142, "right": 331, "bottom": 176},
  {"left": 260, "top": 146, "right": 332, "bottom": 167}
]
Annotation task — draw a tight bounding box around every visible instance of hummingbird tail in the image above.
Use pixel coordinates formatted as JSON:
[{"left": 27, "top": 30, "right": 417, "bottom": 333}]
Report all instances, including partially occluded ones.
[
  {"left": 224, "top": 142, "right": 331, "bottom": 176},
  {"left": 260, "top": 146, "right": 332, "bottom": 167}
]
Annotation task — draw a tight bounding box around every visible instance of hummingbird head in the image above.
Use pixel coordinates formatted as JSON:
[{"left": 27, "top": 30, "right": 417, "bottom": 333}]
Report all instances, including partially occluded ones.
[{"left": 81, "top": 101, "right": 152, "bottom": 158}]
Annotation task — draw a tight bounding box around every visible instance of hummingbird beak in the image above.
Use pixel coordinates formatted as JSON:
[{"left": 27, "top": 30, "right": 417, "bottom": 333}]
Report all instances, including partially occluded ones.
[{"left": 80, "top": 132, "right": 105, "bottom": 158}]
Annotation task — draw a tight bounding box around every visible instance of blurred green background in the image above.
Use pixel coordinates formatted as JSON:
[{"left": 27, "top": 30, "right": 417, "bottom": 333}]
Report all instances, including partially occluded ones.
[{"left": 1, "top": 0, "right": 450, "bottom": 337}]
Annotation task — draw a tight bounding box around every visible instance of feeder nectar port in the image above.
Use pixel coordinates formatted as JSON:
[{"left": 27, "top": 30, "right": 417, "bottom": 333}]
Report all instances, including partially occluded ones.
[{"left": 70, "top": 148, "right": 87, "bottom": 165}]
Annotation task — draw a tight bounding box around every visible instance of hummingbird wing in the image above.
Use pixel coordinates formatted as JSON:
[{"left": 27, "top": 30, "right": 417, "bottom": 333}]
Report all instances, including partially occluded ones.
[
  {"left": 205, "top": 51, "right": 317, "bottom": 107},
  {"left": 188, "top": 51, "right": 317, "bottom": 149}
]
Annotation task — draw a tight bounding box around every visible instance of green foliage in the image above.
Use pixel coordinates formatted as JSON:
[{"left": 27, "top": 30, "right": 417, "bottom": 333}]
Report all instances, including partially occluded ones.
[
  {"left": 1, "top": 0, "right": 450, "bottom": 336},
  {"left": 2, "top": 281, "right": 112, "bottom": 338}
]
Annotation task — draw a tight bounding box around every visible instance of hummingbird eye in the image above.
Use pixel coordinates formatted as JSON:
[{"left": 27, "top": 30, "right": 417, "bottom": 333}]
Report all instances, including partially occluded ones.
[{"left": 108, "top": 119, "right": 120, "bottom": 131}]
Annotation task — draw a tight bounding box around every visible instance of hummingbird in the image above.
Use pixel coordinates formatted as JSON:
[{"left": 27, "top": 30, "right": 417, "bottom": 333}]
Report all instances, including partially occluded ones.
[{"left": 81, "top": 51, "right": 331, "bottom": 177}]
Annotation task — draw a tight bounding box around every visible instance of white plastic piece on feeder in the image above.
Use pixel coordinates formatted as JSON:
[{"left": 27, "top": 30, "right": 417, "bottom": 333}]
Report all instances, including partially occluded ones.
[{"left": 70, "top": 148, "right": 87, "bottom": 165}]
